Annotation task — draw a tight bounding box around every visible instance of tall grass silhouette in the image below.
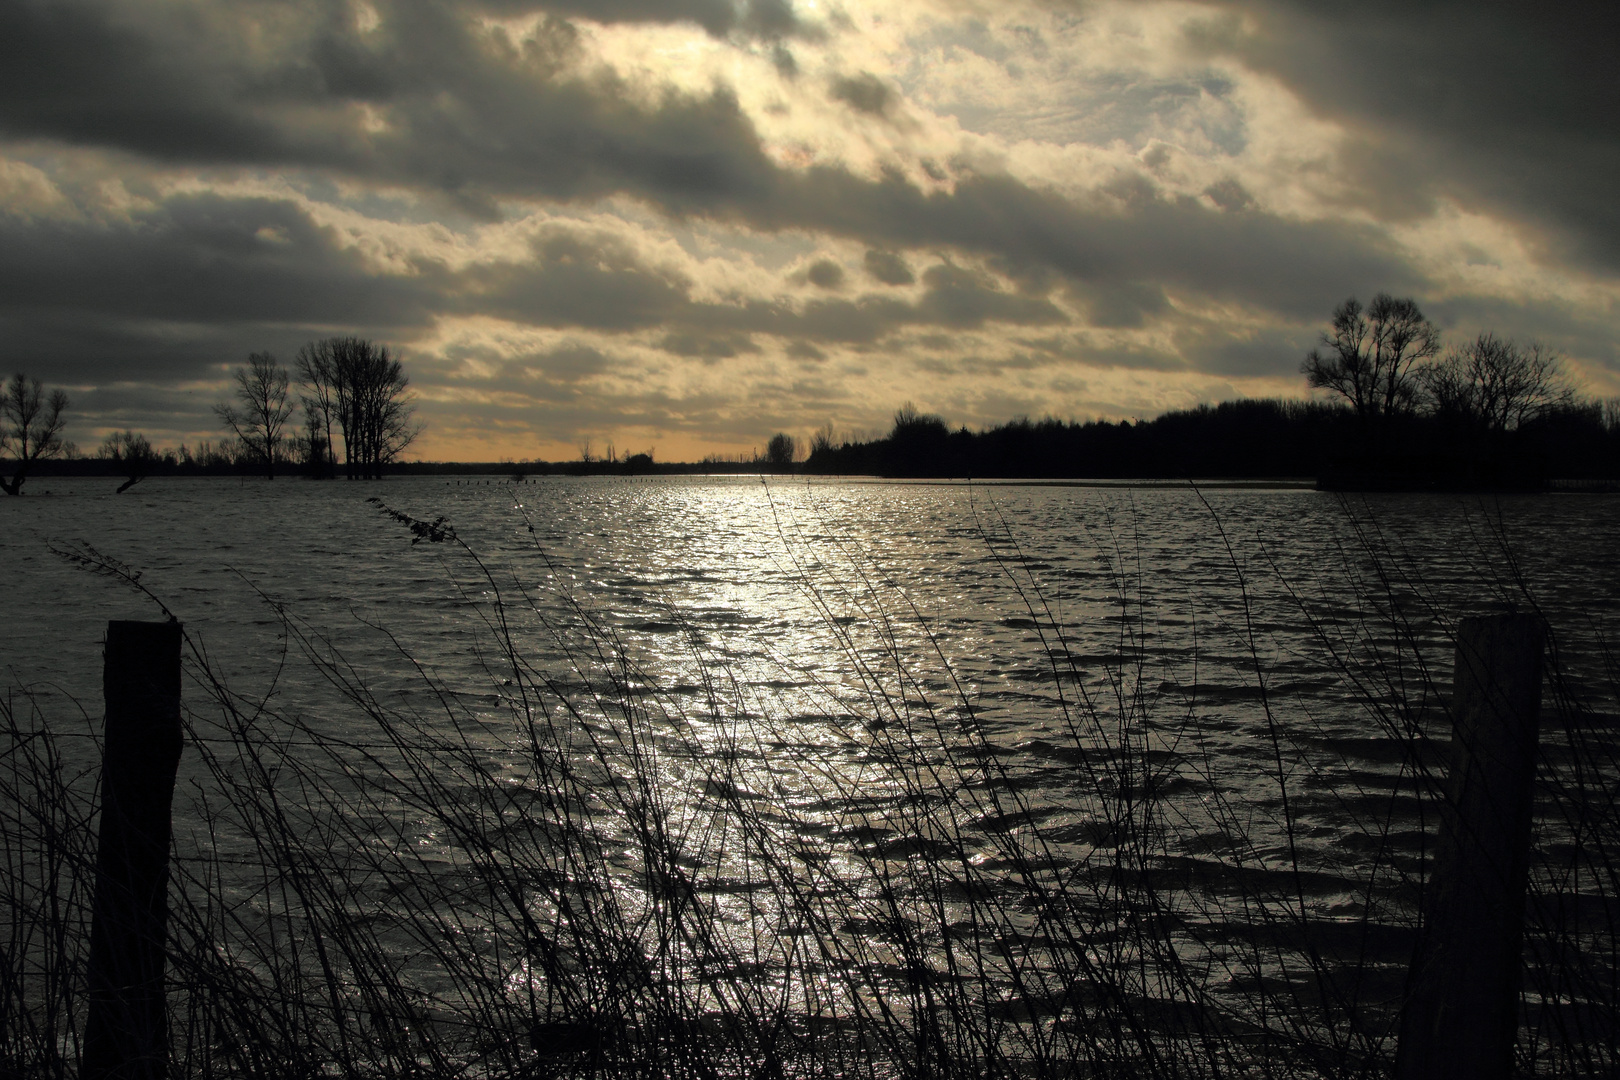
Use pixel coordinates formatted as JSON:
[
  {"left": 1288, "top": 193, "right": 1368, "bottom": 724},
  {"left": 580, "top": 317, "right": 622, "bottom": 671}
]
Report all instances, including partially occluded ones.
[{"left": 2, "top": 490, "right": 1615, "bottom": 1077}]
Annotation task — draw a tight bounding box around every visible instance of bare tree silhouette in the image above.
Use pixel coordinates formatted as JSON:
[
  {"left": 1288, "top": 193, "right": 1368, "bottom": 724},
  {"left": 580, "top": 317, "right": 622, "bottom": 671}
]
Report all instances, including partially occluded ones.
[
  {"left": 295, "top": 341, "right": 340, "bottom": 478},
  {"left": 809, "top": 421, "right": 836, "bottom": 457},
  {"left": 97, "top": 430, "right": 159, "bottom": 493},
  {"left": 1, "top": 373, "right": 71, "bottom": 495},
  {"left": 216, "top": 353, "right": 294, "bottom": 479},
  {"left": 1422, "top": 333, "right": 1576, "bottom": 435},
  {"left": 297, "top": 338, "right": 420, "bottom": 479},
  {"left": 1302, "top": 294, "right": 1440, "bottom": 447}
]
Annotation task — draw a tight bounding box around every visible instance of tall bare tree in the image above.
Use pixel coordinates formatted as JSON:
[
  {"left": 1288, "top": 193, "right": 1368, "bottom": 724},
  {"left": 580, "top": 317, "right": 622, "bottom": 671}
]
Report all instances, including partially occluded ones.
[
  {"left": 216, "top": 352, "right": 294, "bottom": 479},
  {"left": 295, "top": 406, "right": 332, "bottom": 476},
  {"left": 1302, "top": 294, "right": 1441, "bottom": 444},
  {"left": 297, "top": 338, "right": 420, "bottom": 479},
  {"left": 1, "top": 373, "right": 71, "bottom": 496},
  {"left": 295, "top": 340, "right": 340, "bottom": 478},
  {"left": 809, "top": 421, "right": 837, "bottom": 457}
]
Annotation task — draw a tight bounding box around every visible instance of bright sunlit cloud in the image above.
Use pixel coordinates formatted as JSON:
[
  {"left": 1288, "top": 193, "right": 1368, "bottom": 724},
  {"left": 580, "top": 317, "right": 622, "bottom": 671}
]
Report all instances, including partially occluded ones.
[{"left": 3, "top": 0, "right": 1616, "bottom": 460}]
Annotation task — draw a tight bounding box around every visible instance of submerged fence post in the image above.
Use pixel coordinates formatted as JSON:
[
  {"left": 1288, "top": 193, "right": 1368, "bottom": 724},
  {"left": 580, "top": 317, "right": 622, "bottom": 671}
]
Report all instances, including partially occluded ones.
[
  {"left": 83, "top": 620, "right": 184, "bottom": 1080},
  {"left": 1396, "top": 612, "right": 1544, "bottom": 1080}
]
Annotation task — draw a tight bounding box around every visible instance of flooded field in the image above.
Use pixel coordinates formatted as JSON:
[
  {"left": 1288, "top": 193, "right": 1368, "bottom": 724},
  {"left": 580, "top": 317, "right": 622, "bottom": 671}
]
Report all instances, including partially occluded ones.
[{"left": 4, "top": 476, "right": 1617, "bottom": 1077}]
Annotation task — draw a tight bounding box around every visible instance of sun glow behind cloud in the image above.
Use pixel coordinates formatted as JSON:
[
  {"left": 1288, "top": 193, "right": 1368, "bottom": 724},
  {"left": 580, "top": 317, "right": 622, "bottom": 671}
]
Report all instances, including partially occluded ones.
[{"left": 2, "top": 0, "right": 1615, "bottom": 461}]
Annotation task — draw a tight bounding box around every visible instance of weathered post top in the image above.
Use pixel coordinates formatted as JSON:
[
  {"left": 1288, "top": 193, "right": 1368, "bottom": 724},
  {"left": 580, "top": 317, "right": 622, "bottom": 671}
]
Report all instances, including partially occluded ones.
[
  {"left": 84, "top": 619, "right": 184, "bottom": 1080},
  {"left": 1396, "top": 611, "right": 1545, "bottom": 1080}
]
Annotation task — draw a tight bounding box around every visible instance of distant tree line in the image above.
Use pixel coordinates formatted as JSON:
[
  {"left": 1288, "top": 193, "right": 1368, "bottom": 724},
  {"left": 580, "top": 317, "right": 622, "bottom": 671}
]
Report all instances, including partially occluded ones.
[
  {"left": 6, "top": 295, "right": 1617, "bottom": 490},
  {"left": 803, "top": 395, "right": 1617, "bottom": 484},
  {"left": 804, "top": 399, "right": 1354, "bottom": 479},
  {"left": 805, "top": 296, "right": 1620, "bottom": 487}
]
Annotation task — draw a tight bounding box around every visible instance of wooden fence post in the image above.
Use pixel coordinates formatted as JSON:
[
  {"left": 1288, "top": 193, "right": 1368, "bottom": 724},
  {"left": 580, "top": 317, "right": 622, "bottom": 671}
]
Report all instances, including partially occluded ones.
[
  {"left": 1395, "top": 612, "right": 1545, "bottom": 1080},
  {"left": 83, "top": 621, "right": 184, "bottom": 1080}
]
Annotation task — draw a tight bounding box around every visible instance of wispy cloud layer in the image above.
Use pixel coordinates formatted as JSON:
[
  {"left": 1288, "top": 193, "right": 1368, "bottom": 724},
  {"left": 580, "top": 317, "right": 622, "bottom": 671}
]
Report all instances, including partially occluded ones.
[{"left": 3, "top": 0, "right": 1614, "bottom": 459}]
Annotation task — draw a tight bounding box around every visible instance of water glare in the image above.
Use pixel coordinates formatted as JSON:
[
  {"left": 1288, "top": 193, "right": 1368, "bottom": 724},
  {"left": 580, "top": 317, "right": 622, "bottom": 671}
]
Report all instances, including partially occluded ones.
[{"left": 3, "top": 476, "right": 1616, "bottom": 1077}]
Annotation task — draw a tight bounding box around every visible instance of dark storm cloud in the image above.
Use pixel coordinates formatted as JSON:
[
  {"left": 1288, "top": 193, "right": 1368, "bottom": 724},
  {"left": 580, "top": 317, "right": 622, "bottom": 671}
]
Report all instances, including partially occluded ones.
[
  {"left": 657, "top": 331, "right": 760, "bottom": 359},
  {"left": 70, "top": 383, "right": 220, "bottom": 432},
  {"left": 1, "top": 0, "right": 1422, "bottom": 322},
  {"left": 1202, "top": 178, "right": 1255, "bottom": 214},
  {"left": 758, "top": 170, "right": 1418, "bottom": 320},
  {"left": 469, "top": 0, "right": 806, "bottom": 39},
  {"left": 914, "top": 265, "right": 1066, "bottom": 328},
  {"left": 0, "top": 194, "right": 430, "bottom": 326},
  {"left": 522, "top": 343, "right": 613, "bottom": 382},
  {"left": 0, "top": 0, "right": 808, "bottom": 165},
  {"left": 829, "top": 73, "right": 893, "bottom": 117},
  {"left": 1422, "top": 294, "right": 1620, "bottom": 375},
  {"left": 0, "top": 183, "right": 1083, "bottom": 398},
  {"left": 457, "top": 229, "right": 694, "bottom": 330},
  {"left": 0, "top": 191, "right": 436, "bottom": 383},
  {"left": 1069, "top": 281, "right": 1169, "bottom": 329},
  {"left": 1, "top": 309, "right": 233, "bottom": 385},
  {"left": 1194, "top": 1, "right": 1620, "bottom": 269},
  {"left": 805, "top": 259, "right": 845, "bottom": 288},
  {"left": 864, "top": 249, "right": 915, "bottom": 286},
  {"left": 350, "top": 8, "right": 782, "bottom": 215},
  {"left": 0, "top": 1, "right": 297, "bottom": 162},
  {"left": 440, "top": 342, "right": 612, "bottom": 394},
  {"left": 458, "top": 235, "right": 1062, "bottom": 342},
  {"left": 1172, "top": 323, "right": 1315, "bottom": 378},
  {"left": 0, "top": 0, "right": 782, "bottom": 213},
  {"left": 717, "top": 267, "right": 1063, "bottom": 340}
]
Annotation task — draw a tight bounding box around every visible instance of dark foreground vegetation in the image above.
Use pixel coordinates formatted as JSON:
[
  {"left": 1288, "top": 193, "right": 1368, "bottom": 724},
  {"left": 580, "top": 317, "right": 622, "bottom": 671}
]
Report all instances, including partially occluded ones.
[{"left": 3, "top": 498, "right": 1616, "bottom": 1078}]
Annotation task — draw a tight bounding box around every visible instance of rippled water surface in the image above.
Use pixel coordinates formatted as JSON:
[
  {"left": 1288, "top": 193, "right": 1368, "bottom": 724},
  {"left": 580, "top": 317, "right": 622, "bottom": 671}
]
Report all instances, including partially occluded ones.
[
  {"left": 5, "top": 475, "right": 1618, "bottom": 1072},
  {"left": 8, "top": 475, "right": 1618, "bottom": 725},
  {"left": 8, "top": 476, "right": 1620, "bottom": 860}
]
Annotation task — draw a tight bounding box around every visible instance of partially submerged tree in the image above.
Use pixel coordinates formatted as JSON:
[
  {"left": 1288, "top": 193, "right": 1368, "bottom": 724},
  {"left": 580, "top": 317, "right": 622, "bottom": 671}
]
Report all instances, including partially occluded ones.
[
  {"left": 1302, "top": 294, "right": 1440, "bottom": 444},
  {"left": 297, "top": 338, "right": 420, "bottom": 479},
  {"left": 216, "top": 352, "right": 294, "bottom": 479},
  {"left": 98, "top": 430, "right": 160, "bottom": 493},
  {"left": 295, "top": 341, "right": 340, "bottom": 479},
  {"left": 294, "top": 406, "right": 332, "bottom": 477},
  {"left": 1, "top": 373, "right": 71, "bottom": 495}
]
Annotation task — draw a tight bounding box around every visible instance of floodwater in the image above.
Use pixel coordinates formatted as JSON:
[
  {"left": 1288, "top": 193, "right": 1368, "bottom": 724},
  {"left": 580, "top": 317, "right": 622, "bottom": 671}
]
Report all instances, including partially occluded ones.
[
  {"left": 4, "top": 475, "right": 1617, "bottom": 1071},
  {"left": 9, "top": 474, "right": 1616, "bottom": 710}
]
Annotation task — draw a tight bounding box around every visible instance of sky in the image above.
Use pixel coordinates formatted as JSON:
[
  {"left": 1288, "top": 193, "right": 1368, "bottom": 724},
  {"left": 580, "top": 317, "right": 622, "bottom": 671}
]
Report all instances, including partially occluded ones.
[{"left": 3, "top": 0, "right": 1617, "bottom": 462}]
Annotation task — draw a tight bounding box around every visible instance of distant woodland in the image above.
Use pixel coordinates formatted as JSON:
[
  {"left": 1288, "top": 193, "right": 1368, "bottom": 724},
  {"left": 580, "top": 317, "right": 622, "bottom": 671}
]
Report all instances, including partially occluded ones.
[
  {"left": 13, "top": 395, "right": 1617, "bottom": 488},
  {"left": 804, "top": 297, "right": 1620, "bottom": 488},
  {"left": 7, "top": 297, "right": 1620, "bottom": 490},
  {"left": 801, "top": 397, "right": 1620, "bottom": 486}
]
